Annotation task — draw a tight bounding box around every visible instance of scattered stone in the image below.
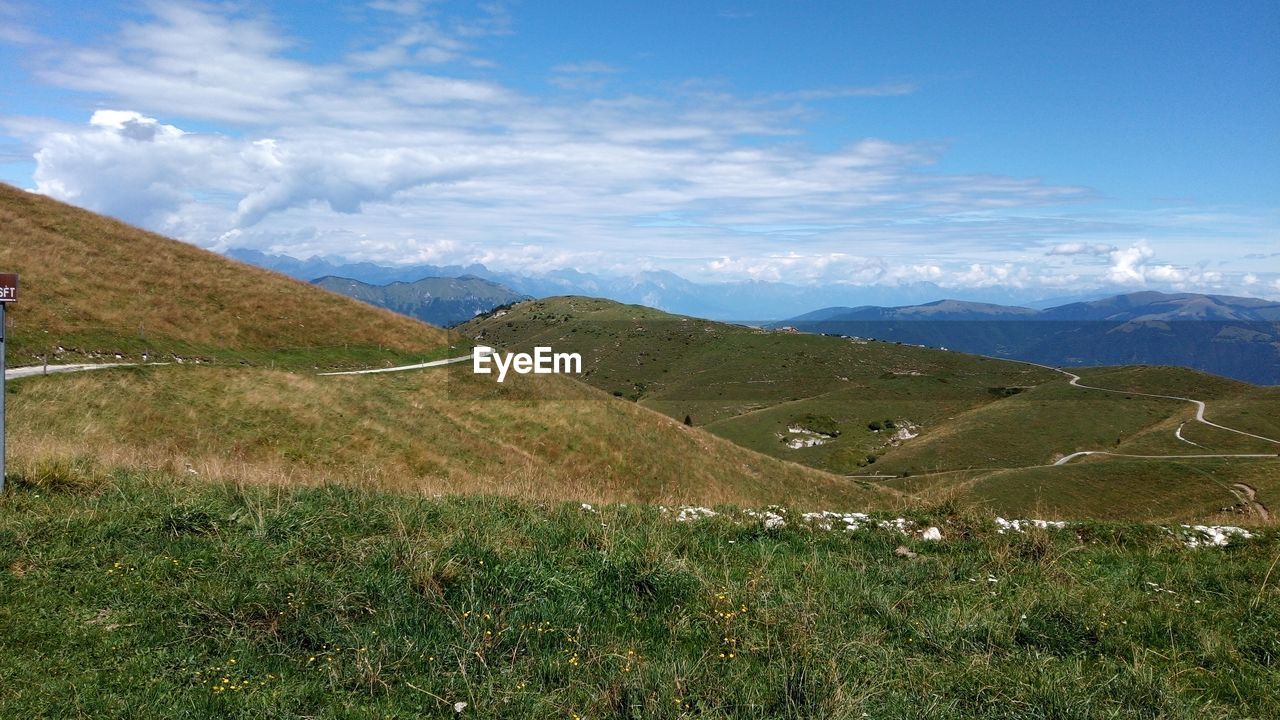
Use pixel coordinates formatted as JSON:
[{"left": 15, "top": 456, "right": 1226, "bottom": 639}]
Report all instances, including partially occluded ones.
[
  {"left": 894, "top": 545, "right": 918, "bottom": 559},
  {"left": 1180, "top": 524, "right": 1252, "bottom": 548},
  {"left": 761, "top": 511, "right": 786, "bottom": 530},
  {"left": 994, "top": 517, "right": 1068, "bottom": 534},
  {"left": 921, "top": 526, "right": 942, "bottom": 541},
  {"left": 674, "top": 506, "right": 717, "bottom": 522}
]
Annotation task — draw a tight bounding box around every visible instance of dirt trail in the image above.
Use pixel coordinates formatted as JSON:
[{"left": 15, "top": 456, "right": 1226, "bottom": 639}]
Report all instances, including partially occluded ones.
[
  {"left": 1230, "top": 482, "right": 1270, "bottom": 521},
  {"left": 5, "top": 362, "right": 143, "bottom": 380}
]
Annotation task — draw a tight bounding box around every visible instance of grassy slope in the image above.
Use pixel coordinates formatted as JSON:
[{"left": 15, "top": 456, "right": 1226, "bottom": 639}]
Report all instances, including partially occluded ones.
[
  {"left": 1073, "top": 366, "right": 1280, "bottom": 448},
  {"left": 0, "top": 183, "right": 450, "bottom": 369},
  {"left": 462, "top": 298, "right": 1280, "bottom": 521},
  {"left": 461, "top": 297, "right": 1057, "bottom": 474},
  {"left": 462, "top": 297, "right": 1276, "bottom": 476},
  {"left": 8, "top": 364, "right": 887, "bottom": 510},
  {"left": 1, "top": 476, "right": 1275, "bottom": 719},
  {"left": 958, "top": 458, "right": 1280, "bottom": 522}
]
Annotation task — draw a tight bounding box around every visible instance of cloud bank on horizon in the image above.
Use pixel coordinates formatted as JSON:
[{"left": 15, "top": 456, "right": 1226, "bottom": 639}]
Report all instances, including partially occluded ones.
[{"left": 1, "top": 0, "right": 1277, "bottom": 298}]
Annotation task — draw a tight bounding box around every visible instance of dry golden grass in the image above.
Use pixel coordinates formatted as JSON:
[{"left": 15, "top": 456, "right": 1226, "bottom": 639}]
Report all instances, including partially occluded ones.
[
  {"left": 8, "top": 364, "right": 896, "bottom": 510},
  {"left": 0, "top": 183, "right": 448, "bottom": 362}
]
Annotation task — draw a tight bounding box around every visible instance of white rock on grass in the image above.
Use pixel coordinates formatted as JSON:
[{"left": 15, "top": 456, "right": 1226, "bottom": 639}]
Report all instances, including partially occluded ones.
[
  {"left": 877, "top": 518, "right": 913, "bottom": 534},
  {"left": 1181, "top": 525, "right": 1252, "bottom": 548},
  {"left": 994, "top": 517, "right": 1068, "bottom": 534},
  {"left": 921, "top": 526, "right": 942, "bottom": 541},
  {"left": 761, "top": 511, "right": 787, "bottom": 530},
  {"left": 675, "top": 506, "right": 718, "bottom": 522}
]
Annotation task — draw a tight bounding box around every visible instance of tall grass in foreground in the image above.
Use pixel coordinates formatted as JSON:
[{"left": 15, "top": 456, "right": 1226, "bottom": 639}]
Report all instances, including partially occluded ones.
[{"left": 1, "top": 474, "right": 1276, "bottom": 718}]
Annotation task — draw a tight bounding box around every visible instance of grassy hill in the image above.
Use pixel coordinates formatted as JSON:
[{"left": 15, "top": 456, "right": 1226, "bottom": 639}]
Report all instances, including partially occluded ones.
[
  {"left": 0, "top": 183, "right": 450, "bottom": 369},
  {"left": 461, "top": 297, "right": 1280, "bottom": 521},
  {"left": 7, "top": 364, "right": 885, "bottom": 509},
  {"left": 1, "top": 475, "right": 1275, "bottom": 718}
]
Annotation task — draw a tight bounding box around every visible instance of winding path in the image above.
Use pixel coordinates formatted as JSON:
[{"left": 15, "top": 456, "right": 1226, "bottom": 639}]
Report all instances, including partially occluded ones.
[
  {"left": 1039, "top": 366, "right": 1280, "bottom": 465},
  {"left": 1058, "top": 369, "right": 1280, "bottom": 446},
  {"left": 1053, "top": 450, "right": 1276, "bottom": 466},
  {"left": 1230, "top": 482, "right": 1270, "bottom": 521},
  {"left": 1174, "top": 422, "right": 1202, "bottom": 447}
]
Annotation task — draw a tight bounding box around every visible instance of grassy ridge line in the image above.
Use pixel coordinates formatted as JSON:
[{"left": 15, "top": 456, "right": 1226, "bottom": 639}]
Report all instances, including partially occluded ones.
[
  {"left": 8, "top": 364, "right": 892, "bottom": 510},
  {"left": 463, "top": 297, "right": 1279, "bottom": 479},
  {"left": 461, "top": 297, "right": 1061, "bottom": 473},
  {"left": 1, "top": 475, "right": 1275, "bottom": 718},
  {"left": 0, "top": 183, "right": 450, "bottom": 368}
]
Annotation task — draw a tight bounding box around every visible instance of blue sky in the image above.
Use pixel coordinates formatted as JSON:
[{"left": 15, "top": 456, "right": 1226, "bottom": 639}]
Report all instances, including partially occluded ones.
[{"left": 1, "top": 0, "right": 1277, "bottom": 297}]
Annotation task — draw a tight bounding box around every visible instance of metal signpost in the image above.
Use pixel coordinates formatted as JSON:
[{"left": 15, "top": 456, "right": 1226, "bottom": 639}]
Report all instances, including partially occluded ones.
[{"left": 0, "top": 273, "right": 16, "bottom": 492}]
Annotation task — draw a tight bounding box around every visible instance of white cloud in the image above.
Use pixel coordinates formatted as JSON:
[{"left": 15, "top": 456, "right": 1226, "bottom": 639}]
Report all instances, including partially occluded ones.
[
  {"left": 1105, "top": 242, "right": 1155, "bottom": 284},
  {"left": 1047, "top": 241, "right": 1115, "bottom": 256},
  {"left": 1100, "top": 241, "right": 1235, "bottom": 291},
  {"left": 1145, "top": 264, "right": 1186, "bottom": 283},
  {"left": 32, "top": 111, "right": 237, "bottom": 229},
  {"left": 705, "top": 253, "right": 885, "bottom": 283},
  {"left": 7, "top": 2, "right": 1274, "bottom": 294},
  {"left": 949, "top": 263, "right": 1028, "bottom": 289}
]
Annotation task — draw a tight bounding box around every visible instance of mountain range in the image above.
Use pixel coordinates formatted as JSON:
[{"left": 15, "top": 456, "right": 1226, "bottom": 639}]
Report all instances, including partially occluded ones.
[
  {"left": 313, "top": 275, "right": 529, "bottom": 327},
  {"left": 225, "top": 248, "right": 1107, "bottom": 320},
  {"left": 777, "top": 292, "right": 1280, "bottom": 384}
]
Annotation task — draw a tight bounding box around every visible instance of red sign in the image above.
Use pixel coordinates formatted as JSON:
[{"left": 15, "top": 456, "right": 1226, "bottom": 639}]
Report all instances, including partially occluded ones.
[{"left": 0, "top": 273, "right": 16, "bottom": 303}]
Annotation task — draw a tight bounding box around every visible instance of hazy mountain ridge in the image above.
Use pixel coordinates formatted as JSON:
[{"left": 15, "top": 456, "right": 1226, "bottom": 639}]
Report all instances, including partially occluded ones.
[
  {"left": 227, "top": 248, "right": 1107, "bottom": 320},
  {"left": 313, "top": 274, "right": 530, "bottom": 327},
  {"left": 780, "top": 292, "right": 1280, "bottom": 384}
]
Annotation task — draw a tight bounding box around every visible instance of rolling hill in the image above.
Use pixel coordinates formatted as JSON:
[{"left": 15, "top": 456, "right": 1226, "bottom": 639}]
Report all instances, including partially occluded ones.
[
  {"left": 461, "top": 297, "right": 1280, "bottom": 521},
  {"left": 778, "top": 292, "right": 1280, "bottom": 384}
]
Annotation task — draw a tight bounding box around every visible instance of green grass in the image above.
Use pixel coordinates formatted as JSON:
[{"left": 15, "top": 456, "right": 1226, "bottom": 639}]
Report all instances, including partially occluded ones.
[
  {"left": 1, "top": 475, "right": 1276, "bottom": 718},
  {"left": 962, "top": 458, "right": 1280, "bottom": 522}
]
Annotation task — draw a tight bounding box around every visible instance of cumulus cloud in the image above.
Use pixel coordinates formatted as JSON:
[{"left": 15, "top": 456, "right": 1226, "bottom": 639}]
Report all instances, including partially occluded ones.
[
  {"left": 1105, "top": 242, "right": 1155, "bottom": 284},
  {"left": 32, "top": 111, "right": 238, "bottom": 229},
  {"left": 1100, "top": 241, "right": 1232, "bottom": 290}
]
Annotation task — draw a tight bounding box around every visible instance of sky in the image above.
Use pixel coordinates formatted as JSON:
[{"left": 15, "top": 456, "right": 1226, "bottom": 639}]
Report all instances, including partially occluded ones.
[{"left": 1, "top": 0, "right": 1278, "bottom": 298}]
